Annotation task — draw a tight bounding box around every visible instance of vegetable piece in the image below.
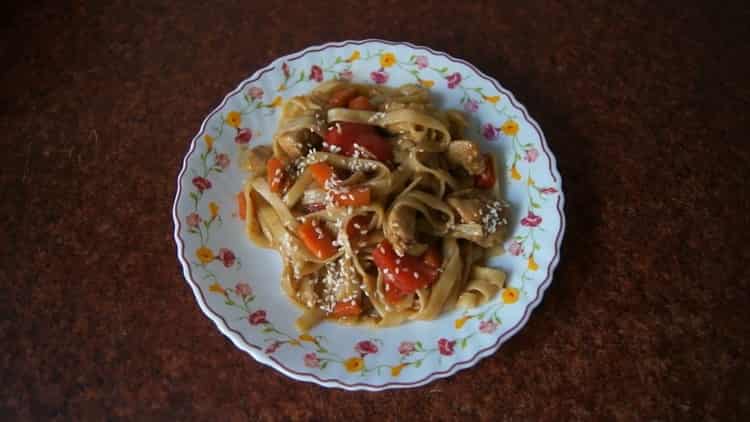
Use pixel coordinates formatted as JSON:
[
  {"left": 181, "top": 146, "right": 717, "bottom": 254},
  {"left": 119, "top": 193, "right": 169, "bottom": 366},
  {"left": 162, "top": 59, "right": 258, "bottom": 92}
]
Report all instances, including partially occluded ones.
[
  {"left": 422, "top": 244, "right": 442, "bottom": 268},
  {"left": 330, "top": 300, "right": 362, "bottom": 317},
  {"left": 383, "top": 279, "right": 407, "bottom": 304},
  {"left": 447, "top": 140, "right": 485, "bottom": 175},
  {"left": 309, "top": 162, "right": 334, "bottom": 186},
  {"left": 297, "top": 220, "right": 338, "bottom": 259},
  {"left": 332, "top": 187, "right": 371, "bottom": 207},
  {"left": 309, "top": 161, "right": 371, "bottom": 207},
  {"left": 372, "top": 240, "right": 439, "bottom": 293},
  {"left": 324, "top": 122, "right": 392, "bottom": 162},
  {"left": 353, "top": 132, "right": 393, "bottom": 162},
  {"left": 324, "top": 122, "right": 368, "bottom": 155},
  {"left": 474, "top": 154, "right": 496, "bottom": 188},
  {"left": 277, "top": 132, "right": 313, "bottom": 160},
  {"left": 346, "top": 215, "right": 371, "bottom": 245},
  {"left": 237, "top": 191, "right": 247, "bottom": 220},
  {"left": 328, "top": 87, "right": 359, "bottom": 107},
  {"left": 348, "top": 95, "right": 375, "bottom": 111},
  {"left": 267, "top": 157, "right": 288, "bottom": 193}
]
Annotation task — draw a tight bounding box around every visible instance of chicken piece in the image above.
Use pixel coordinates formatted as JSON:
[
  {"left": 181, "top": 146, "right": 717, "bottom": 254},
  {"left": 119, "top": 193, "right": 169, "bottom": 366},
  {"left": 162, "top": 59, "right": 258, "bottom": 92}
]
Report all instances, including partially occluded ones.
[
  {"left": 446, "top": 190, "right": 509, "bottom": 248},
  {"left": 245, "top": 145, "right": 273, "bottom": 177},
  {"left": 385, "top": 205, "right": 417, "bottom": 256},
  {"left": 277, "top": 130, "right": 322, "bottom": 160},
  {"left": 446, "top": 140, "right": 486, "bottom": 175},
  {"left": 446, "top": 196, "right": 485, "bottom": 223}
]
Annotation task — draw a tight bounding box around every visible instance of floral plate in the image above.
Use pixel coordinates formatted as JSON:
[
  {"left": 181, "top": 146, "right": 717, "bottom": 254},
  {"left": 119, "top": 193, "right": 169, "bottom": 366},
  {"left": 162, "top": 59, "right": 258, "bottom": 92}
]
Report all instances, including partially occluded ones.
[{"left": 173, "top": 40, "right": 564, "bottom": 391}]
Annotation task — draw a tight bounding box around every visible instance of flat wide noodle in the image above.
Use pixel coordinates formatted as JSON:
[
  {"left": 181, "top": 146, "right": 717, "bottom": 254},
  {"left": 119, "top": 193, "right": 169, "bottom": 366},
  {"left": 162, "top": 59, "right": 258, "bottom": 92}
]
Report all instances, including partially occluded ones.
[
  {"left": 411, "top": 237, "right": 462, "bottom": 320},
  {"left": 456, "top": 266, "right": 507, "bottom": 309}
]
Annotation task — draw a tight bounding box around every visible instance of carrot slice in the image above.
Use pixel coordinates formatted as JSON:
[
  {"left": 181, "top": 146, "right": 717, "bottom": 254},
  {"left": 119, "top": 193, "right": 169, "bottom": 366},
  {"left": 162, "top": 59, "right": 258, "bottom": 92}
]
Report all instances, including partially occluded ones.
[
  {"left": 267, "top": 157, "right": 287, "bottom": 193},
  {"left": 310, "top": 161, "right": 370, "bottom": 207},
  {"left": 372, "top": 240, "right": 439, "bottom": 292},
  {"left": 309, "top": 162, "right": 334, "bottom": 187},
  {"left": 330, "top": 300, "right": 362, "bottom": 317},
  {"left": 297, "top": 220, "right": 338, "bottom": 259},
  {"left": 333, "top": 187, "right": 371, "bottom": 207},
  {"left": 348, "top": 95, "right": 375, "bottom": 110},
  {"left": 237, "top": 191, "right": 247, "bottom": 220}
]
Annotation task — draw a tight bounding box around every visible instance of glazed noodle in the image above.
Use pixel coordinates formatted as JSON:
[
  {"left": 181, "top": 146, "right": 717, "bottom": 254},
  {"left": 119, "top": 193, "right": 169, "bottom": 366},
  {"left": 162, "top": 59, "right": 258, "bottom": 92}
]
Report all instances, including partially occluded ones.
[{"left": 238, "top": 81, "right": 509, "bottom": 331}]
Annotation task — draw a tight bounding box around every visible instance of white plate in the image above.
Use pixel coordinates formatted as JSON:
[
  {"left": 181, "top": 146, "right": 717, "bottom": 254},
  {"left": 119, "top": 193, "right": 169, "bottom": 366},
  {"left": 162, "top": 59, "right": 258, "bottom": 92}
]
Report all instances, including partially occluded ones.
[{"left": 173, "top": 40, "right": 564, "bottom": 390}]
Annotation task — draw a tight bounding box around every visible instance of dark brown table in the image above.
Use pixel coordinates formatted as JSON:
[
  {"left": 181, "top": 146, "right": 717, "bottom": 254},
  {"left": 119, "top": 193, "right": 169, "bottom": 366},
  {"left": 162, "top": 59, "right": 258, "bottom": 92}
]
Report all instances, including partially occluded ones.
[{"left": 3, "top": 1, "right": 749, "bottom": 420}]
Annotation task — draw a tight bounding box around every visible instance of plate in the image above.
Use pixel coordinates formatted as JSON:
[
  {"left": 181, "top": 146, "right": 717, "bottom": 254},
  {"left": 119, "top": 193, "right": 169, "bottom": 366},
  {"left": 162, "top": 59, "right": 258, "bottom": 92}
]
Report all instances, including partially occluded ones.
[{"left": 173, "top": 40, "right": 564, "bottom": 390}]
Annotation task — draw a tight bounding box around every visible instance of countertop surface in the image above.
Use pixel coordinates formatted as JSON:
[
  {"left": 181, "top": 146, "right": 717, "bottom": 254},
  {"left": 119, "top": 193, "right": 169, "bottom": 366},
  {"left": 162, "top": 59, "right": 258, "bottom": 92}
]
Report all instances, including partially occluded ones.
[{"left": 2, "top": 0, "right": 749, "bottom": 420}]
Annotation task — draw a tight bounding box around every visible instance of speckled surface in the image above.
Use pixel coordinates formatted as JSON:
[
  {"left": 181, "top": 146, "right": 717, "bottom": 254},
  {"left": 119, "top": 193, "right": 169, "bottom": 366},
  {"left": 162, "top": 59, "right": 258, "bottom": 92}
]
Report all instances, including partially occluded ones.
[{"left": 2, "top": 0, "right": 750, "bottom": 420}]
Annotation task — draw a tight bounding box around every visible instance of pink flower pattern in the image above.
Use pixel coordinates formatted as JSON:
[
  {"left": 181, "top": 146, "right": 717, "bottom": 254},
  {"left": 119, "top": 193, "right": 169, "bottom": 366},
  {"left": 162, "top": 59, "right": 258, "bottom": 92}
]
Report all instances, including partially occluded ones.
[
  {"left": 186, "top": 212, "right": 201, "bottom": 228},
  {"left": 304, "top": 353, "right": 320, "bottom": 368},
  {"left": 464, "top": 99, "right": 479, "bottom": 113},
  {"left": 248, "top": 310, "right": 268, "bottom": 325},
  {"left": 247, "top": 86, "right": 264, "bottom": 99},
  {"left": 438, "top": 338, "right": 456, "bottom": 356},
  {"left": 235, "top": 128, "right": 252, "bottom": 144},
  {"left": 482, "top": 123, "right": 498, "bottom": 141},
  {"left": 446, "top": 72, "right": 462, "bottom": 89},
  {"left": 214, "top": 153, "right": 230, "bottom": 169},
  {"left": 398, "top": 341, "right": 416, "bottom": 356},
  {"left": 520, "top": 211, "right": 542, "bottom": 227},
  {"left": 540, "top": 187, "right": 558, "bottom": 195},
  {"left": 218, "top": 248, "right": 236, "bottom": 267},
  {"left": 235, "top": 282, "right": 252, "bottom": 298},
  {"left": 479, "top": 320, "right": 499, "bottom": 334},
  {"left": 508, "top": 241, "right": 524, "bottom": 256},
  {"left": 355, "top": 340, "right": 379, "bottom": 356},
  {"left": 370, "top": 69, "right": 389, "bottom": 84},
  {"left": 309, "top": 65, "right": 323, "bottom": 82},
  {"left": 192, "top": 176, "right": 212, "bottom": 192},
  {"left": 415, "top": 55, "right": 428, "bottom": 69},
  {"left": 524, "top": 147, "right": 539, "bottom": 163}
]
